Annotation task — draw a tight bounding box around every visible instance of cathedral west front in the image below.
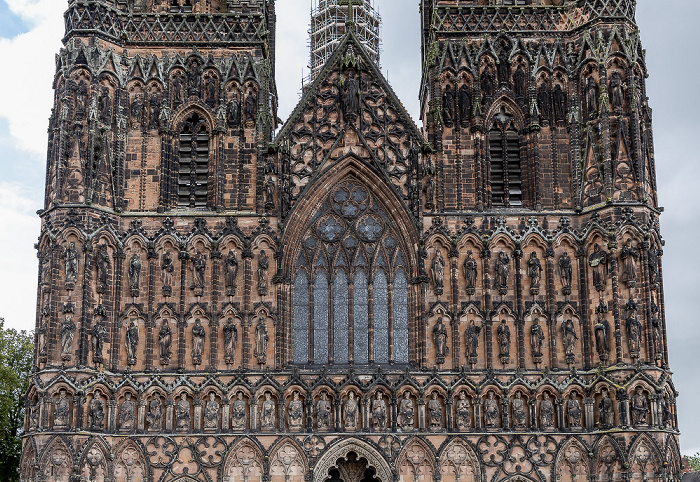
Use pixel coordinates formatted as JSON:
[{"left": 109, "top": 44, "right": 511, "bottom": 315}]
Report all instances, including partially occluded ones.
[{"left": 20, "top": 0, "right": 682, "bottom": 481}]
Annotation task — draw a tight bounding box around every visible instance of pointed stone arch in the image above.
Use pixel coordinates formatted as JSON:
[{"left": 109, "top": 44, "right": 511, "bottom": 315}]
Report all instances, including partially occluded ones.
[
  {"left": 628, "top": 433, "right": 663, "bottom": 481},
  {"left": 222, "top": 437, "right": 265, "bottom": 482},
  {"left": 79, "top": 437, "right": 110, "bottom": 482},
  {"left": 113, "top": 439, "right": 148, "bottom": 482},
  {"left": 269, "top": 438, "right": 308, "bottom": 482},
  {"left": 438, "top": 438, "right": 481, "bottom": 481},
  {"left": 314, "top": 438, "right": 392, "bottom": 482},
  {"left": 396, "top": 437, "right": 436, "bottom": 482},
  {"left": 555, "top": 437, "right": 590, "bottom": 482},
  {"left": 39, "top": 435, "right": 74, "bottom": 482}
]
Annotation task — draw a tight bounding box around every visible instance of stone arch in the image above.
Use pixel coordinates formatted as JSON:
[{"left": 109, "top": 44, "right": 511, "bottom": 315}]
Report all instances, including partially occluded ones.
[
  {"left": 555, "top": 437, "right": 590, "bottom": 482},
  {"left": 39, "top": 435, "right": 74, "bottom": 482},
  {"left": 113, "top": 439, "right": 148, "bottom": 482},
  {"left": 270, "top": 438, "right": 308, "bottom": 482},
  {"left": 20, "top": 441, "right": 37, "bottom": 482},
  {"left": 79, "top": 437, "right": 110, "bottom": 482},
  {"left": 593, "top": 435, "right": 625, "bottom": 481},
  {"left": 314, "top": 438, "right": 392, "bottom": 482},
  {"left": 222, "top": 438, "right": 264, "bottom": 482},
  {"left": 396, "top": 437, "right": 436, "bottom": 482},
  {"left": 438, "top": 437, "right": 481, "bottom": 481},
  {"left": 628, "top": 433, "right": 663, "bottom": 481}
]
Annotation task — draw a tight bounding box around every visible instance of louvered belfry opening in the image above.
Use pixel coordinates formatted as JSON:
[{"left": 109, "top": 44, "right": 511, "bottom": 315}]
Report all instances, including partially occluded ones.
[
  {"left": 489, "top": 109, "right": 522, "bottom": 208},
  {"left": 177, "top": 113, "right": 210, "bottom": 209}
]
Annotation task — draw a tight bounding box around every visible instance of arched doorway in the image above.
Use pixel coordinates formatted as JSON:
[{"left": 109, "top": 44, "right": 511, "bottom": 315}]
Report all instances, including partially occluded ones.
[
  {"left": 325, "top": 452, "right": 379, "bottom": 482},
  {"left": 314, "top": 438, "right": 392, "bottom": 482}
]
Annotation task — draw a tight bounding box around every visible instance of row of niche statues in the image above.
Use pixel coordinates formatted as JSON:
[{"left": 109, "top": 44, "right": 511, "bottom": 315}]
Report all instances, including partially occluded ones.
[{"left": 42, "top": 386, "right": 673, "bottom": 433}]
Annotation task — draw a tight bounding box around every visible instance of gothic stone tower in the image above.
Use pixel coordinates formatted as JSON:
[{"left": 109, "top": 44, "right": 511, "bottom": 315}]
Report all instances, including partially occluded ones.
[{"left": 21, "top": 0, "right": 681, "bottom": 481}]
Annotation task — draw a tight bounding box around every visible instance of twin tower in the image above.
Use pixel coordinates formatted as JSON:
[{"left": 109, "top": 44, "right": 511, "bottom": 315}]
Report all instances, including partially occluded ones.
[{"left": 21, "top": 1, "right": 681, "bottom": 481}]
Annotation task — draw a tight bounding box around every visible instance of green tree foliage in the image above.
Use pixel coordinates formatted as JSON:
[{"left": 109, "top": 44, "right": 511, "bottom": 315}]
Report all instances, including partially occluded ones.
[
  {"left": 0, "top": 318, "right": 34, "bottom": 482},
  {"left": 689, "top": 453, "right": 700, "bottom": 472}
]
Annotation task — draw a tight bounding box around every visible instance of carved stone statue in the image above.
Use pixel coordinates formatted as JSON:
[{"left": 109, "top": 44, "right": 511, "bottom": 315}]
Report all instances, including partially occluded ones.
[
  {"left": 176, "top": 393, "right": 190, "bottom": 431},
  {"left": 89, "top": 391, "right": 105, "bottom": 431},
  {"left": 54, "top": 389, "right": 70, "bottom": 428},
  {"left": 75, "top": 81, "right": 88, "bottom": 119},
  {"left": 343, "top": 71, "right": 360, "bottom": 119},
  {"left": 344, "top": 392, "right": 359, "bottom": 430},
  {"left": 456, "top": 392, "right": 471, "bottom": 429},
  {"left": 187, "top": 61, "right": 201, "bottom": 97},
  {"left": 559, "top": 251, "right": 573, "bottom": 293},
  {"left": 260, "top": 392, "right": 276, "bottom": 430},
  {"left": 497, "top": 50, "right": 509, "bottom": 85},
  {"left": 659, "top": 394, "right": 672, "bottom": 428},
  {"left": 428, "top": 392, "right": 443, "bottom": 431},
  {"left": 466, "top": 320, "right": 481, "bottom": 360},
  {"left": 540, "top": 393, "right": 555, "bottom": 429},
  {"left": 585, "top": 76, "right": 599, "bottom": 118},
  {"left": 620, "top": 239, "right": 639, "bottom": 287},
  {"left": 652, "top": 311, "right": 663, "bottom": 358},
  {"left": 398, "top": 391, "right": 414, "bottom": 431},
  {"left": 254, "top": 318, "right": 269, "bottom": 365},
  {"left": 128, "top": 253, "right": 141, "bottom": 296},
  {"left": 484, "top": 391, "right": 499, "bottom": 428},
  {"left": 589, "top": 244, "right": 607, "bottom": 292},
  {"left": 161, "top": 250, "right": 174, "bottom": 296},
  {"left": 648, "top": 247, "right": 660, "bottom": 286},
  {"left": 64, "top": 242, "right": 79, "bottom": 287},
  {"left": 125, "top": 320, "right": 139, "bottom": 365},
  {"left": 95, "top": 244, "right": 110, "bottom": 293},
  {"left": 191, "top": 318, "right": 206, "bottom": 365},
  {"left": 224, "top": 249, "right": 238, "bottom": 296},
  {"left": 205, "top": 76, "right": 217, "bottom": 107},
  {"left": 562, "top": 319, "right": 578, "bottom": 360},
  {"left": 223, "top": 317, "right": 238, "bottom": 364},
  {"left": 37, "top": 321, "right": 47, "bottom": 358},
  {"left": 288, "top": 392, "right": 304, "bottom": 430},
  {"left": 192, "top": 251, "right": 207, "bottom": 295},
  {"left": 60, "top": 313, "right": 76, "bottom": 361},
  {"left": 528, "top": 251, "right": 543, "bottom": 294},
  {"left": 495, "top": 251, "right": 510, "bottom": 294},
  {"left": 443, "top": 84, "right": 455, "bottom": 126},
  {"left": 514, "top": 64, "right": 526, "bottom": 97},
  {"left": 431, "top": 249, "right": 445, "bottom": 295},
  {"left": 512, "top": 392, "right": 527, "bottom": 429},
  {"left": 463, "top": 250, "right": 478, "bottom": 295},
  {"left": 567, "top": 393, "right": 582, "bottom": 428},
  {"left": 257, "top": 250, "right": 269, "bottom": 296},
  {"left": 626, "top": 302, "right": 642, "bottom": 356},
  {"left": 459, "top": 84, "right": 471, "bottom": 125},
  {"left": 147, "top": 395, "right": 162, "bottom": 431},
  {"left": 98, "top": 87, "right": 112, "bottom": 124},
  {"left": 481, "top": 66, "right": 494, "bottom": 97},
  {"left": 29, "top": 398, "right": 40, "bottom": 431},
  {"left": 120, "top": 393, "right": 135, "bottom": 432},
  {"left": 497, "top": 319, "right": 511, "bottom": 361},
  {"left": 264, "top": 177, "right": 276, "bottom": 210},
  {"left": 553, "top": 84, "right": 566, "bottom": 121},
  {"left": 232, "top": 392, "right": 247, "bottom": 430},
  {"left": 204, "top": 393, "right": 219, "bottom": 431},
  {"left": 245, "top": 90, "right": 257, "bottom": 123},
  {"left": 610, "top": 71, "right": 624, "bottom": 111},
  {"left": 91, "top": 321, "right": 107, "bottom": 365},
  {"left": 227, "top": 95, "right": 241, "bottom": 127},
  {"left": 372, "top": 392, "right": 387, "bottom": 431},
  {"left": 531, "top": 318, "right": 545, "bottom": 359},
  {"left": 433, "top": 317, "right": 449, "bottom": 364},
  {"left": 594, "top": 305, "right": 610, "bottom": 360},
  {"left": 316, "top": 393, "right": 331, "bottom": 430},
  {"left": 599, "top": 390, "right": 614, "bottom": 429},
  {"left": 158, "top": 319, "right": 172, "bottom": 365},
  {"left": 631, "top": 387, "right": 648, "bottom": 425},
  {"left": 537, "top": 83, "right": 551, "bottom": 121},
  {"left": 423, "top": 176, "right": 435, "bottom": 210}
]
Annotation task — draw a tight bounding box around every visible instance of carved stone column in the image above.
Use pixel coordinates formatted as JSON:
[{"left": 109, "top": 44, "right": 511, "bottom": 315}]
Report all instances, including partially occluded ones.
[
  {"left": 417, "top": 396, "right": 426, "bottom": 431},
  {"left": 165, "top": 397, "right": 174, "bottom": 432},
  {"left": 193, "top": 394, "right": 202, "bottom": 432},
  {"left": 221, "top": 397, "right": 230, "bottom": 432},
  {"left": 137, "top": 398, "right": 146, "bottom": 433},
  {"left": 584, "top": 397, "right": 595, "bottom": 431}
]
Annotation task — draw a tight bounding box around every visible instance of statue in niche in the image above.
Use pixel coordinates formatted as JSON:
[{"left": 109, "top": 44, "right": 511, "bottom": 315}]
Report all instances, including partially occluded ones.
[
  {"left": 29, "top": 398, "right": 40, "bottom": 431},
  {"left": 91, "top": 320, "right": 107, "bottom": 365},
  {"left": 204, "top": 393, "right": 219, "bottom": 431},
  {"left": 316, "top": 393, "right": 331, "bottom": 430},
  {"left": 651, "top": 309, "right": 663, "bottom": 357},
  {"left": 343, "top": 70, "right": 360, "bottom": 119},
  {"left": 540, "top": 393, "right": 555, "bottom": 429},
  {"left": 95, "top": 244, "right": 110, "bottom": 293},
  {"left": 192, "top": 251, "right": 207, "bottom": 295},
  {"left": 428, "top": 392, "right": 443, "bottom": 430},
  {"left": 497, "top": 50, "right": 509, "bottom": 85},
  {"left": 398, "top": 392, "right": 414, "bottom": 431},
  {"left": 187, "top": 62, "right": 201, "bottom": 97},
  {"left": 254, "top": 317, "right": 269, "bottom": 365},
  {"left": 227, "top": 94, "right": 241, "bottom": 128},
  {"left": 631, "top": 387, "right": 648, "bottom": 425},
  {"left": 232, "top": 393, "right": 247, "bottom": 430},
  {"left": 64, "top": 242, "right": 79, "bottom": 287},
  {"left": 512, "top": 392, "right": 527, "bottom": 429},
  {"left": 559, "top": 252, "right": 573, "bottom": 294},
  {"left": 224, "top": 249, "right": 238, "bottom": 296},
  {"left": 459, "top": 84, "right": 471, "bottom": 125},
  {"left": 423, "top": 176, "right": 435, "bottom": 210},
  {"left": 585, "top": 76, "right": 599, "bottom": 118},
  {"left": 98, "top": 87, "right": 112, "bottom": 124},
  {"left": 648, "top": 247, "right": 660, "bottom": 287},
  {"left": 626, "top": 301, "right": 642, "bottom": 356},
  {"left": 456, "top": 392, "right": 471, "bottom": 429},
  {"left": 147, "top": 394, "right": 162, "bottom": 431},
  {"left": 442, "top": 84, "right": 455, "bottom": 126},
  {"left": 594, "top": 304, "right": 610, "bottom": 360},
  {"left": 172, "top": 72, "right": 184, "bottom": 105},
  {"left": 260, "top": 392, "right": 276, "bottom": 430},
  {"left": 125, "top": 320, "right": 139, "bottom": 365},
  {"left": 120, "top": 393, "right": 135, "bottom": 431},
  {"left": 205, "top": 77, "right": 217, "bottom": 107},
  {"left": 466, "top": 320, "right": 481, "bottom": 360},
  {"left": 40, "top": 253, "right": 51, "bottom": 289},
  {"left": 60, "top": 313, "right": 76, "bottom": 361},
  {"left": 75, "top": 81, "right": 88, "bottom": 119},
  {"left": 484, "top": 391, "right": 499, "bottom": 428},
  {"left": 464, "top": 250, "right": 478, "bottom": 295},
  {"left": 537, "top": 83, "right": 551, "bottom": 121},
  {"left": 343, "top": 392, "right": 359, "bottom": 430},
  {"left": 148, "top": 93, "right": 160, "bottom": 129},
  {"left": 54, "top": 389, "right": 70, "bottom": 428},
  {"left": 514, "top": 64, "right": 526, "bottom": 97},
  {"left": 610, "top": 71, "right": 624, "bottom": 112},
  {"left": 431, "top": 249, "right": 445, "bottom": 295},
  {"left": 561, "top": 319, "right": 578, "bottom": 360},
  {"left": 495, "top": 251, "right": 510, "bottom": 295},
  {"left": 567, "top": 393, "right": 582, "bottom": 428},
  {"left": 589, "top": 244, "right": 607, "bottom": 292},
  {"left": 89, "top": 391, "right": 105, "bottom": 430},
  {"left": 223, "top": 317, "right": 238, "bottom": 364},
  {"left": 176, "top": 393, "right": 191, "bottom": 431},
  {"left": 659, "top": 394, "right": 672, "bottom": 427},
  {"left": 158, "top": 319, "right": 172, "bottom": 365},
  {"left": 128, "top": 254, "right": 141, "bottom": 296},
  {"left": 553, "top": 84, "right": 566, "bottom": 121},
  {"left": 620, "top": 239, "right": 639, "bottom": 287},
  {"left": 264, "top": 177, "right": 276, "bottom": 210},
  {"left": 245, "top": 90, "right": 257, "bottom": 123},
  {"left": 257, "top": 250, "right": 269, "bottom": 296},
  {"left": 288, "top": 392, "right": 304, "bottom": 430},
  {"left": 161, "top": 250, "right": 174, "bottom": 296},
  {"left": 528, "top": 252, "right": 543, "bottom": 294},
  {"left": 481, "top": 66, "right": 495, "bottom": 97},
  {"left": 599, "top": 390, "right": 614, "bottom": 428},
  {"left": 191, "top": 318, "right": 205, "bottom": 365},
  {"left": 433, "top": 317, "right": 449, "bottom": 364},
  {"left": 531, "top": 318, "right": 545, "bottom": 359},
  {"left": 497, "top": 319, "right": 511, "bottom": 360},
  {"left": 37, "top": 320, "right": 47, "bottom": 358},
  {"left": 372, "top": 392, "right": 387, "bottom": 431}
]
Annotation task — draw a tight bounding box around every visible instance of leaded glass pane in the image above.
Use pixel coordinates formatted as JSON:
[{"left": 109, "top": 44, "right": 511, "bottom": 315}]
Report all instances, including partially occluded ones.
[
  {"left": 394, "top": 269, "right": 409, "bottom": 364},
  {"left": 334, "top": 270, "right": 349, "bottom": 364},
  {"left": 374, "top": 269, "right": 389, "bottom": 364},
  {"left": 294, "top": 271, "right": 309, "bottom": 364},
  {"left": 314, "top": 271, "right": 329, "bottom": 365},
  {"left": 354, "top": 270, "right": 369, "bottom": 365}
]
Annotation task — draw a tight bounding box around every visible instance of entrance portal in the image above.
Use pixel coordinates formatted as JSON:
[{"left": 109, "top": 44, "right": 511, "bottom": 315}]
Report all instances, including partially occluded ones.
[{"left": 324, "top": 452, "right": 380, "bottom": 482}]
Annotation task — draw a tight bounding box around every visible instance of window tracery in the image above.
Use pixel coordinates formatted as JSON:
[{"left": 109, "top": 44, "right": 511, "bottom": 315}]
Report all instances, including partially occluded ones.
[
  {"left": 177, "top": 113, "right": 210, "bottom": 208},
  {"left": 489, "top": 107, "right": 523, "bottom": 207}
]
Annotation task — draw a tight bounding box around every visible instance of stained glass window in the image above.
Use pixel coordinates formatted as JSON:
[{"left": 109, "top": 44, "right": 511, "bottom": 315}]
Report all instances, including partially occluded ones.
[
  {"left": 314, "top": 271, "right": 329, "bottom": 364},
  {"left": 394, "top": 269, "right": 409, "bottom": 364},
  {"left": 354, "top": 270, "right": 369, "bottom": 365},
  {"left": 374, "top": 269, "right": 389, "bottom": 364},
  {"left": 293, "top": 271, "right": 309, "bottom": 364},
  {"left": 334, "top": 270, "right": 349, "bottom": 364}
]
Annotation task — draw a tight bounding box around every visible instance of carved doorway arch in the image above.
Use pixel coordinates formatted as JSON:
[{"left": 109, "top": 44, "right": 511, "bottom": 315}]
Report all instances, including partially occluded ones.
[{"left": 314, "top": 438, "right": 392, "bottom": 482}]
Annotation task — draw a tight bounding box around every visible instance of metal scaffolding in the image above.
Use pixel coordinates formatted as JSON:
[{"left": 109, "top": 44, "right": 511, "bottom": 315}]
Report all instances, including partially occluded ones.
[{"left": 309, "top": 0, "right": 381, "bottom": 81}]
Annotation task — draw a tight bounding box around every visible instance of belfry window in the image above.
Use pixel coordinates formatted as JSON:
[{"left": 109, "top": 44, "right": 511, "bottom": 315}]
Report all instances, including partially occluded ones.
[
  {"left": 177, "top": 114, "right": 209, "bottom": 208},
  {"left": 489, "top": 108, "right": 522, "bottom": 207}
]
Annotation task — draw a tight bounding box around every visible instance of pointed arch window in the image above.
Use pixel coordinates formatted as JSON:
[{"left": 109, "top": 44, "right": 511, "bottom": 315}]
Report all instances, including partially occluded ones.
[
  {"left": 489, "top": 107, "right": 522, "bottom": 207},
  {"left": 293, "top": 271, "right": 309, "bottom": 364},
  {"left": 177, "top": 113, "right": 210, "bottom": 208}
]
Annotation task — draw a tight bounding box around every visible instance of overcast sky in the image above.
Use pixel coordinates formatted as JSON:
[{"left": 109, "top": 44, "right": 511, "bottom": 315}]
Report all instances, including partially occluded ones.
[{"left": 0, "top": 0, "right": 698, "bottom": 454}]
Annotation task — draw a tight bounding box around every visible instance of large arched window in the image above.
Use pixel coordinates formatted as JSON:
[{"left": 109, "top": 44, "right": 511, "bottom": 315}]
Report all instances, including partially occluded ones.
[
  {"left": 177, "top": 113, "right": 209, "bottom": 208},
  {"left": 292, "top": 180, "right": 410, "bottom": 366},
  {"left": 489, "top": 107, "right": 522, "bottom": 207}
]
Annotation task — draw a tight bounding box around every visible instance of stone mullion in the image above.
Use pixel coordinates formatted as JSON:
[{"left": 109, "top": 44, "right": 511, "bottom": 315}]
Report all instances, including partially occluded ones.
[
  {"left": 551, "top": 125, "right": 560, "bottom": 209},
  {"left": 420, "top": 282, "right": 429, "bottom": 368},
  {"left": 628, "top": 68, "right": 645, "bottom": 198},
  {"left": 609, "top": 249, "right": 624, "bottom": 364},
  {"left": 599, "top": 65, "right": 613, "bottom": 201},
  {"left": 235, "top": 129, "right": 246, "bottom": 210},
  {"left": 576, "top": 245, "right": 593, "bottom": 369},
  {"left": 348, "top": 279, "right": 355, "bottom": 365},
  {"left": 210, "top": 254, "right": 220, "bottom": 370},
  {"left": 111, "top": 251, "right": 125, "bottom": 371},
  {"left": 368, "top": 280, "right": 375, "bottom": 365},
  {"left": 657, "top": 251, "right": 669, "bottom": 366},
  {"left": 276, "top": 281, "right": 285, "bottom": 367},
  {"left": 514, "top": 247, "right": 525, "bottom": 369},
  {"left": 481, "top": 248, "right": 492, "bottom": 368},
  {"left": 138, "top": 126, "right": 150, "bottom": 211},
  {"left": 475, "top": 134, "right": 484, "bottom": 210},
  {"left": 328, "top": 275, "right": 335, "bottom": 365},
  {"left": 450, "top": 250, "right": 459, "bottom": 368},
  {"left": 242, "top": 250, "right": 253, "bottom": 369},
  {"left": 158, "top": 130, "right": 170, "bottom": 209},
  {"left": 78, "top": 247, "right": 92, "bottom": 367},
  {"left": 388, "top": 281, "right": 395, "bottom": 364},
  {"left": 545, "top": 250, "right": 558, "bottom": 369},
  {"left": 217, "top": 131, "right": 225, "bottom": 209},
  {"left": 569, "top": 85, "right": 582, "bottom": 210},
  {"left": 178, "top": 251, "right": 188, "bottom": 371},
  {"left": 639, "top": 243, "right": 654, "bottom": 363},
  {"left": 308, "top": 279, "right": 315, "bottom": 365},
  {"left": 145, "top": 254, "right": 156, "bottom": 371},
  {"left": 115, "top": 90, "right": 128, "bottom": 209},
  {"left": 456, "top": 122, "right": 463, "bottom": 208},
  {"left": 531, "top": 130, "right": 541, "bottom": 209},
  {"left": 48, "top": 244, "right": 61, "bottom": 365}
]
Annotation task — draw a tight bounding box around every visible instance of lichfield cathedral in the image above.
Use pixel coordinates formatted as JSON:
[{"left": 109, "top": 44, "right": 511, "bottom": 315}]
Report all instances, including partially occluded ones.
[{"left": 20, "top": 0, "right": 682, "bottom": 481}]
